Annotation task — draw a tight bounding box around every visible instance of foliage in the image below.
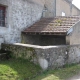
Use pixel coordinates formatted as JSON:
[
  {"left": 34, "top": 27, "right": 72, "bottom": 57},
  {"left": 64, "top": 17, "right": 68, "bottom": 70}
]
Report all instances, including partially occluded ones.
[{"left": 55, "top": 19, "right": 62, "bottom": 26}]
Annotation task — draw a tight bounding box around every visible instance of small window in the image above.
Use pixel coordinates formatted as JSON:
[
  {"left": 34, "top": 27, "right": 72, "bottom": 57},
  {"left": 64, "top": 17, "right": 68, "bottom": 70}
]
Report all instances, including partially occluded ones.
[
  {"left": 62, "top": 12, "right": 65, "bottom": 16},
  {"left": 0, "top": 5, "right": 6, "bottom": 27}
]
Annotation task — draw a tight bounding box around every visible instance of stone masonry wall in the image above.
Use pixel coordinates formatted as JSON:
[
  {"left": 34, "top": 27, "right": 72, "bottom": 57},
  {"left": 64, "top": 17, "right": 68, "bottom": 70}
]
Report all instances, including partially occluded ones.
[
  {"left": 0, "top": 0, "right": 11, "bottom": 45},
  {"left": 0, "top": 0, "right": 44, "bottom": 44},
  {"left": 1, "top": 43, "right": 80, "bottom": 70}
]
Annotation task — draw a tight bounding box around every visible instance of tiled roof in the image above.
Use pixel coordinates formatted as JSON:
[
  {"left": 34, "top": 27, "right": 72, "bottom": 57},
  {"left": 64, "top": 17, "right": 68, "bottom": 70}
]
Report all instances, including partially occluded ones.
[{"left": 23, "top": 16, "right": 80, "bottom": 35}]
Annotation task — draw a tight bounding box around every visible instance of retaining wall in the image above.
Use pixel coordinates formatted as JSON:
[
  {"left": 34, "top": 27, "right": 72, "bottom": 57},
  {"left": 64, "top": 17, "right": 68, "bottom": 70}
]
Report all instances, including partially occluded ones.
[{"left": 1, "top": 43, "right": 80, "bottom": 70}]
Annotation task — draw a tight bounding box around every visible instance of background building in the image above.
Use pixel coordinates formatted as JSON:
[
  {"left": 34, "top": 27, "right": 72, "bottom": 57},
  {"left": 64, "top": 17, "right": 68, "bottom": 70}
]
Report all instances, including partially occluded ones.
[
  {"left": 0, "top": 0, "right": 80, "bottom": 46},
  {"left": 43, "top": 0, "right": 80, "bottom": 17}
]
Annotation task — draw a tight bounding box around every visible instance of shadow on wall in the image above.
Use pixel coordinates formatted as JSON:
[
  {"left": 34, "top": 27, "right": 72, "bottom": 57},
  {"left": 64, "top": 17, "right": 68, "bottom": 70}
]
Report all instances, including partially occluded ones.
[{"left": 21, "top": 34, "right": 66, "bottom": 46}]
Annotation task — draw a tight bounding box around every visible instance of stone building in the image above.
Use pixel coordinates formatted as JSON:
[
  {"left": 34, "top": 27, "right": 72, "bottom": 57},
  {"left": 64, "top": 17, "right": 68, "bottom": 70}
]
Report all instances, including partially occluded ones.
[
  {"left": 0, "top": 0, "right": 45, "bottom": 45},
  {"left": 0, "top": 0, "right": 80, "bottom": 46},
  {"left": 42, "top": 0, "right": 80, "bottom": 17}
]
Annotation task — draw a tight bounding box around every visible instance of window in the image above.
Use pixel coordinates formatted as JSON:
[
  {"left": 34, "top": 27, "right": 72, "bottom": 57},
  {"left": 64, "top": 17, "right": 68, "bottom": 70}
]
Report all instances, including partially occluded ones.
[
  {"left": 62, "top": 12, "right": 65, "bottom": 16},
  {"left": 0, "top": 5, "right": 6, "bottom": 27}
]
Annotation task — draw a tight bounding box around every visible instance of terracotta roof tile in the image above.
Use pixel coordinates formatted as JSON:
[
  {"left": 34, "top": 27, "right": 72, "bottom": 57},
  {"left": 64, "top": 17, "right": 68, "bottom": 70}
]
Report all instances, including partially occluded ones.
[{"left": 23, "top": 16, "right": 80, "bottom": 35}]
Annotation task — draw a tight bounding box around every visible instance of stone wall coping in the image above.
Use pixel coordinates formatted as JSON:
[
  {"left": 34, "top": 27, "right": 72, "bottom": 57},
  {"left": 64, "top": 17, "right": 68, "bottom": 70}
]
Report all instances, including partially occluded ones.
[
  {"left": 3, "top": 43, "right": 80, "bottom": 49},
  {"left": 11, "top": 43, "right": 80, "bottom": 49},
  {"left": 13, "top": 43, "right": 59, "bottom": 49}
]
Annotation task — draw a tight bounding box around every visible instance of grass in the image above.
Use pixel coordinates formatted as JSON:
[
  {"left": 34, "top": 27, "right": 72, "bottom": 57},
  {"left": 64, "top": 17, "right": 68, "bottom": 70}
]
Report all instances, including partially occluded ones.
[
  {"left": 1, "top": 59, "right": 80, "bottom": 80},
  {"left": 0, "top": 58, "right": 41, "bottom": 80},
  {"left": 32, "top": 64, "right": 80, "bottom": 80}
]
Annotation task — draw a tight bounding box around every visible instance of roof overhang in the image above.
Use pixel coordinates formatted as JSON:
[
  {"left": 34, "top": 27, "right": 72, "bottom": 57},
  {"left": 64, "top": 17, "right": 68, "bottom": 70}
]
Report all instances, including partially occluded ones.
[
  {"left": 22, "top": 31, "right": 67, "bottom": 36},
  {"left": 22, "top": 16, "right": 80, "bottom": 36}
]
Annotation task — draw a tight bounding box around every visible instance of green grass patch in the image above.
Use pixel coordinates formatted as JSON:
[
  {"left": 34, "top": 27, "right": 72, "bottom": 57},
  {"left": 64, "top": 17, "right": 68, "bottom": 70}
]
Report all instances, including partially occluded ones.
[
  {"left": 32, "top": 64, "right": 80, "bottom": 80},
  {"left": 1, "top": 58, "right": 80, "bottom": 80},
  {"left": 0, "top": 58, "right": 41, "bottom": 80}
]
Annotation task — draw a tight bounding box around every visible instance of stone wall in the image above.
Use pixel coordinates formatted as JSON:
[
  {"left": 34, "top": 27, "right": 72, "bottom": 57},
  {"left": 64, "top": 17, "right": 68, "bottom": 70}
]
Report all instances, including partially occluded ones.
[
  {"left": 0, "top": 0, "right": 11, "bottom": 44},
  {"left": 1, "top": 43, "right": 80, "bottom": 70},
  {"left": 0, "top": 0, "right": 44, "bottom": 44}
]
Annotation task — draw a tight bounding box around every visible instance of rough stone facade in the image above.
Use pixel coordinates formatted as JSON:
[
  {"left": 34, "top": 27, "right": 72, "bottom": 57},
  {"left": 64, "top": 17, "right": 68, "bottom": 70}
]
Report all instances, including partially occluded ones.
[
  {"left": 1, "top": 43, "right": 80, "bottom": 70},
  {"left": 0, "top": 0, "right": 44, "bottom": 45}
]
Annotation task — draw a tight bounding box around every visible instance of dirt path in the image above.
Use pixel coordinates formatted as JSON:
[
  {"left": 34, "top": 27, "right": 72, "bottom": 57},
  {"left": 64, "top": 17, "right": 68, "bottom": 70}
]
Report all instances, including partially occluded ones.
[{"left": 67, "top": 73, "right": 80, "bottom": 80}]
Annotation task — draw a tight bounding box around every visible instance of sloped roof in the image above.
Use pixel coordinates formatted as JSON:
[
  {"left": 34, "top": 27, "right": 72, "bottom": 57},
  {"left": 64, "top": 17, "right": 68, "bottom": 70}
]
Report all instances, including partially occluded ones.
[{"left": 23, "top": 16, "right": 80, "bottom": 35}]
